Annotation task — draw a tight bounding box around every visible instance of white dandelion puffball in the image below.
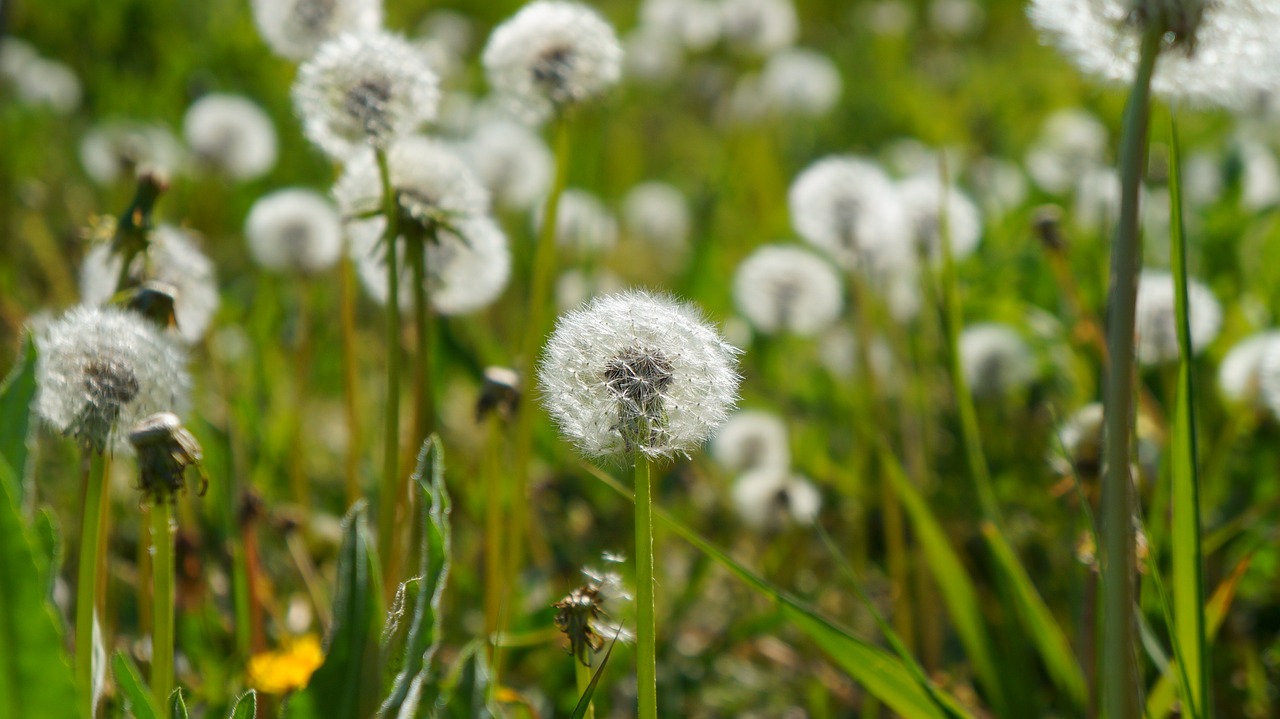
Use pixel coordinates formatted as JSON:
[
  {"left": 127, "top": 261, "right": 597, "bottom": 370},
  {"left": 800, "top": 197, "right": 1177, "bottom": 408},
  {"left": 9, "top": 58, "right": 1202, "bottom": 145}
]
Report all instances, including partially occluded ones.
[
  {"left": 710, "top": 410, "right": 789, "bottom": 473},
  {"left": 640, "top": 0, "right": 721, "bottom": 51},
  {"left": 1055, "top": 403, "right": 1105, "bottom": 473},
  {"left": 1024, "top": 108, "right": 1109, "bottom": 194},
  {"left": 251, "top": 0, "right": 383, "bottom": 61},
  {"left": 732, "top": 469, "right": 821, "bottom": 530},
  {"left": 1239, "top": 140, "right": 1280, "bottom": 212},
  {"left": 959, "top": 323, "right": 1036, "bottom": 399},
  {"left": 13, "top": 57, "right": 82, "bottom": 114},
  {"left": 1028, "top": 0, "right": 1280, "bottom": 112},
  {"left": 292, "top": 32, "right": 440, "bottom": 159},
  {"left": 622, "top": 182, "right": 690, "bottom": 250},
  {"left": 350, "top": 215, "right": 511, "bottom": 316},
  {"left": 622, "top": 27, "right": 683, "bottom": 84},
  {"left": 334, "top": 135, "right": 490, "bottom": 226},
  {"left": 35, "top": 305, "right": 190, "bottom": 454},
  {"left": 719, "top": 0, "right": 798, "bottom": 56},
  {"left": 534, "top": 188, "right": 618, "bottom": 253},
  {"left": 183, "top": 94, "right": 278, "bottom": 180},
  {"left": 245, "top": 189, "right": 343, "bottom": 273},
  {"left": 733, "top": 244, "right": 844, "bottom": 337},
  {"left": 538, "top": 290, "right": 742, "bottom": 459},
  {"left": 760, "top": 48, "right": 842, "bottom": 118},
  {"left": 1221, "top": 331, "right": 1280, "bottom": 405},
  {"left": 79, "top": 122, "right": 185, "bottom": 185},
  {"left": 1134, "top": 270, "right": 1222, "bottom": 366},
  {"left": 789, "top": 156, "right": 913, "bottom": 271},
  {"left": 459, "top": 119, "right": 553, "bottom": 211},
  {"left": 968, "top": 157, "right": 1029, "bottom": 217},
  {"left": 896, "top": 175, "right": 983, "bottom": 262},
  {"left": 80, "top": 225, "right": 220, "bottom": 344},
  {"left": 482, "top": 0, "right": 622, "bottom": 124}
]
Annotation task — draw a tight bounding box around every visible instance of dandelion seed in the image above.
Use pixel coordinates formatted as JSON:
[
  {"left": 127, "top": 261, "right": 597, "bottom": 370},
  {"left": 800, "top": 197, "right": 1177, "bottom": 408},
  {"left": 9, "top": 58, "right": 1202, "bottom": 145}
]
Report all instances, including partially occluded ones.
[
  {"left": 245, "top": 189, "right": 343, "bottom": 274},
  {"left": 538, "top": 290, "right": 741, "bottom": 459},
  {"left": 183, "top": 94, "right": 278, "bottom": 180},
  {"left": 719, "top": 0, "right": 798, "bottom": 56},
  {"left": 732, "top": 469, "right": 822, "bottom": 531},
  {"left": 533, "top": 188, "right": 618, "bottom": 253},
  {"left": 1134, "top": 269, "right": 1221, "bottom": 366},
  {"left": 292, "top": 32, "right": 440, "bottom": 159},
  {"left": 1220, "top": 331, "right": 1280, "bottom": 406},
  {"left": 251, "top": 0, "right": 383, "bottom": 61},
  {"left": 459, "top": 119, "right": 553, "bottom": 211},
  {"left": 733, "top": 244, "right": 844, "bottom": 337},
  {"left": 622, "top": 182, "right": 690, "bottom": 252},
  {"left": 35, "top": 306, "right": 190, "bottom": 454},
  {"left": 710, "top": 410, "right": 789, "bottom": 474},
  {"left": 896, "top": 175, "right": 983, "bottom": 262},
  {"left": 759, "top": 48, "right": 842, "bottom": 118},
  {"left": 959, "top": 322, "right": 1036, "bottom": 399},
  {"left": 482, "top": 0, "right": 622, "bottom": 124},
  {"left": 788, "top": 156, "right": 912, "bottom": 271},
  {"left": 79, "top": 122, "right": 185, "bottom": 185}
]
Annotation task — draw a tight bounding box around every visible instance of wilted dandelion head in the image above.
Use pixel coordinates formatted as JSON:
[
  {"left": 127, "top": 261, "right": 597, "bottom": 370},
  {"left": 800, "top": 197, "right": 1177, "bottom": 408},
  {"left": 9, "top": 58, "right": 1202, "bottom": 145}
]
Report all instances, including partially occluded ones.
[
  {"left": 534, "top": 188, "right": 618, "bottom": 253},
  {"left": 554, "top": 562, "right": 633, "bottom": 665},
  {"left": 788, "top": 156, "right": 912, "bottom": 271},
  {"left": 719, "top": 0, "right": 798, "bottom": 56},
  {"left": 334, "top": 135, "right": 490, "bottom": 226},
  {"left": 245, "top": 189, "right": 343, "bottom": 274},
  {"left": 460, "top": 119, "right": 554, "bottom": 211},
  {"left": 183, "top": 94, "right": 278, "bottom": 180},
  {"left": 35, "top": 306, "right": 190, "bottom": 454},
  {"left": 251, "top": 0, "right": 383, "bottom": 60},
  {"left": 482, "top": 0, "right": 622, "bottom": 124},
  {"left": 710, "top": 410, "right": 789, "bottom": 474},
  {"left": 759, "top": 48, "right": 842, "bottom": 118},
  {"left": 128, "top": 412, "right": 206, "bottom": 503},
  {"left": 622, "top": 181, "right": 690, "bottom": 250},
  {"left": 1220, "top": 331, "right": 1280, "bottom": 406},
  {"left": 539, "top": 290, "right": 741, "bottom": 459},
  {"left": 896, "top": 175, "right": 983, "bottom": 262},
  {"left": 1028, "top": 0, "right": 1280, "bottom": 111},
  {"left": 79, "top": 122, "right": 185, "bottom": 186},
  {"left": 732, "top": 469, "right": 822, "bottom": 531},
  {"left": 1134, "top": 269, "right": 1221, "bottom": 366},
  {"left": 733, "top": 244, "right": 844, "bottom": 337},
  {"left": 959, "top": 322, "right": 1036, "bottom": 399},
  {"left": 292, "top": 32, "right": 440, "bottom": 159}
]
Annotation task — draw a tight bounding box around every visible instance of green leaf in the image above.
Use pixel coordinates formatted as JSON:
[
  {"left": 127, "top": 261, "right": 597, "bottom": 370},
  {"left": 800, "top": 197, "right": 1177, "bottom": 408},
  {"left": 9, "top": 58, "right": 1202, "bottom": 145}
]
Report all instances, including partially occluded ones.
[
  {"left": 380, "top": 436, "right": 453, "bottom": 719},
  {"left": 169, "top": 688, "right": 189, "bottom": 719},
  {"left": 0, "top": 457, "right": 79, "bottom": 719},
  {"left": 0, "top": 333, "right": 37, "bottom": 503},
  {"left": 570, "top": 632, "right": 621, "bottom": 719},
  {"left": 287, "top": 502, "right": 382, "bottom": 719},
  {"left": 112, "top": 652, "right": 161, "bottom": 719},
  {"left": 228, "top": 689, "right": 258, "bottom": 719},
  {"left": 434, "top": 640, "right": 498, "bottom": 719},
  {"left": 32, "top": 507, "right": 62, "bottom": 611}
]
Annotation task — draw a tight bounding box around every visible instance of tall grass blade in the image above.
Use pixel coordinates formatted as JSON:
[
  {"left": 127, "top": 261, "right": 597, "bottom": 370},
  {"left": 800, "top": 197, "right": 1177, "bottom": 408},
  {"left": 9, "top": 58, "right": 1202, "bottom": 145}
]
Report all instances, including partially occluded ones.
[
  {"left": 571, "top": 631, "right": 622, "bottom": 719},
  {"left": 0, "top": 334, "right": 37, "bottom": 504},
  {"left": 112, "top": 651, "right": 161, "bottom": 719}
]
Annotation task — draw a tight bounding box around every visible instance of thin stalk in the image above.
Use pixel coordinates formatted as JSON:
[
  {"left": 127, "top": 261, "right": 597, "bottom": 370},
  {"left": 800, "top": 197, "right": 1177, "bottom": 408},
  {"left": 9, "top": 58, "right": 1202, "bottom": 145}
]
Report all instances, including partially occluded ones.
[
  {"left": 1101, "top": 27, "right": 1163, "bottom": 719},
  {"left": 151, "top": 501, "right": 175, "bottom": 707},
  {"left": 483, "top": 416, "right": 505, "bottom": 638},
  {"left": 375, "top": 147, "right": 404, "bottom": 591},
  {"left": 289, "top": 281, "right": 313, "bottom": 518},
  {"left": 75, "top": 451, "right": 108, "bottom": 718},
  {"left": 407, "top": 229, "right": 436, "bottom": 453},
  {"left": 575, "top": 660, "right": 596, "bottom": 719},
  {"left": 339, "top": 250, "right": 362, "bottom": 508},
  {"left": 634, "top": 454, "right": 658, "bottom": 719}
]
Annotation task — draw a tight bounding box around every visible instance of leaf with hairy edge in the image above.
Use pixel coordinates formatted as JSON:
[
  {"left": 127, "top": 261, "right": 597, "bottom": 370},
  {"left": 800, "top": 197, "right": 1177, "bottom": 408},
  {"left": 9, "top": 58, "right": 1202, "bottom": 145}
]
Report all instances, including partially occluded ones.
[
  {"left": 0, "top": 334, "right": 37, "bottom": 503},
  {"left": 0, "top": 458, "right": 79, "bottom": 719},
  {"left": 228, "top": 689, "right": 258, "bottom": 719},
  {"left": 112, "top": 652, "right": 160, "bottom": 719},
  {"left": 287, "top": 502, "right": 382, "bottom": 719}
]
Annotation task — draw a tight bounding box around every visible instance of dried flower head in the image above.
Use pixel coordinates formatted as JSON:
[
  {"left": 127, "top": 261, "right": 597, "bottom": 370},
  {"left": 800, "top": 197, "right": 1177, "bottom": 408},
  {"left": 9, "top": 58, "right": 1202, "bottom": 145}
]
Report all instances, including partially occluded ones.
[
  {"left": 710, "top": 410, "right": 789, "bottom": 473},
  {"left": 1134, "top": 269, "right": 1221, "bottom": 366},
  {"left": 245, "top": 188, "right": 344, "bottom": 274},
  {"left": 554, "top": 563, "right": 633, "bottom": 665},
  {"left": 733, "top": 244, "right": 844, "bottom": 337},
  {"left": 1221, "top": 331, "right": 1280, "bottom": 406},
  {"left": 534, "top": 188, "right": 619, "bottom": 253},
  {"left": 482, "top": 0, "right": 622, "bottom": 124},
  {"left": 128, "top": 412, "right": 207, "bottom": 502},
  {"left": 459, "top": 119, "right": 554, "bottom": 211},
  {"left": 719, "top": 0, "right": 798, "bottom": 56},
  {"left": 292, "top": 32, "right": 440, "bottom": 159},
  {"left": 539, "top": 291, "right": 741, "bottom": 459},
  {"left": 183, "top": 94, "right": 278, "bottom": 180},
  {"left": 759, "top": 48, "right": 842, "bottom": 118},
  {"left": 35, "top": 306, "right": 190, "bottom": 454},
  {"left": 788, "top": 156, "right": 912, "bottom": 271},
  {"left": 959, "top": 322, "right": 1037, "bottom": 399},
  {"left": 476, "top": 366, "right": 522, "bottom": 421},
  {"left": 896, "top": 175, "right": 983, "bottom": 262},
  {"left": 251, "top": 0, "right": 383, "bottom": 61},
  {"left": 732, "top": 469, "right": 822, "bottom": 531},
  {"left": 79, "top": 122, "right": 185, "bottom": 186}
]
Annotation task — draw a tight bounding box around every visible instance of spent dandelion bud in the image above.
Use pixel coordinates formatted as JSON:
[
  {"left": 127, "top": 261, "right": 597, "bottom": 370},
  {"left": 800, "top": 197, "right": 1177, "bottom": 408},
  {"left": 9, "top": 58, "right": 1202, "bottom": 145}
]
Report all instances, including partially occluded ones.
[
  {"left": 733, "top": 244, "right": 844, "bottom": 337},
  {"left": 896, "top": 175, "right": 983, "bottom": 262},
  {"left": 459, "top": 118, "right": 554, "bottom": 211},
  {"left": 482, "top": 0, "right": 622, "bottom": 124},
  {"left": 759, "top": 48, "right": 842, "bottom": 118},
  {"left": 719, "top": 0, "right": 798, "bottom": 56},
  {"left": 1032, "top": 204, "right": 1067, "bottom": 252},
  {"left": 251, "top": 0, "right": 383, "bottom": 61},
  {"left": 710, "top": 410, "right": 790, "bottom": 473},
  {"left": 788, "top": 156, "right": 912, "bottom": 271},
  {"left": 182, "top": 94, "right": 278, "bottom": 180},
  {"left": 622, "top": 181, "right": 691, "bottom": 251},
  {"left": 245, "top": 189, "right": 344, "bottom": 274},
  {"left": 554, "top": 565, "right": 633, "bottom": 666},
  {"left": 533, "top": 188, "right": 618, "bottom": 253},
  {"left": 732, "top": 469, "right": 822, "bottom": 531},
  {"left": 538, "top": 290, "right": 741, "bottom": 459},
  {"left": 79, "top": 122, "right": 185, "bottom": 186},
  {"left": 1134, "top": 269, "right": 1221, "bottom": 366},
  {"left": 128, "top": 412, "right": 207, "bottom": 503},
  {"left": 959, "top": 322, "right": 1037, "bottom": 399},
  {"left": 292, "top": 32, "right": 440, "bottom": 159},
  {"left": 477, "top": 366, "right": 522, "bottom": 421},
  {"left": 35, "top": 306, "right": 190, "bottom": 454},
  {"left": 1221, "top": 331, "right": 1280, "bottom": 407}
]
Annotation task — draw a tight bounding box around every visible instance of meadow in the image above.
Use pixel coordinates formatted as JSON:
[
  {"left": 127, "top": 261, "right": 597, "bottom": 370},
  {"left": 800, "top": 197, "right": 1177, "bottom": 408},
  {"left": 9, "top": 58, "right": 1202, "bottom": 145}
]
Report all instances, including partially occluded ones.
[{"left": 2, "top": 0, "right": 1279, "bottom": 717}]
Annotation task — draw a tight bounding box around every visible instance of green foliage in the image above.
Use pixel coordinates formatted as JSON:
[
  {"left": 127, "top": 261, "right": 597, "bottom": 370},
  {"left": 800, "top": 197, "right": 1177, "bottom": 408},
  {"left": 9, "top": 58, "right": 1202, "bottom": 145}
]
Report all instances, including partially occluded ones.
[
  {"left": 228, "top": 690, "right": 257, "bottom": 719},
  {"left": 113, "top": 652, "right": 162, "bottom": 719},
  {"left": 0, "top": 334, "right": 37, "bottom": 503}
]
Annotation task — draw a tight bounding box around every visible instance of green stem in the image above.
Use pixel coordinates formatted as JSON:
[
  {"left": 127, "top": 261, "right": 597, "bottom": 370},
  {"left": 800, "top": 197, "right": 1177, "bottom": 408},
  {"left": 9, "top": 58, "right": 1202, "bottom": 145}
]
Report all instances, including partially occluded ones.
[
  {"left": 75, "top": 452, "right": 107, "bottom": 719},
  {"left": 407, "top": 229, "right": 436, "bottom": 452},
  {"left": 375, "top": 147, "right": 404, "bottom": 591},
  {"left": 339, "top": 250, "right": 362, "bottom": 509},
  {"left": 1101, "top": 27, "right": 1163, "bottom": 719},
  {"left": 634, "top": 454, "right": 657, "bottom": 719},
  {"left": 151, "top": 501, "right": 175, "bottom": 707}
]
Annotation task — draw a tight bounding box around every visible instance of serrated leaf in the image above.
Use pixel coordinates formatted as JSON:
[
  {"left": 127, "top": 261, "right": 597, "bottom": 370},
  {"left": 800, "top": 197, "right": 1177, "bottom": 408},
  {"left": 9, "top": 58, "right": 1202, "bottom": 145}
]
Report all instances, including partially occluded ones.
[
  {"left": 228, "top": 689, "right": 257, "bottom": 719},
  {"left": 0, "top": 334, "right": 37, "bottom": 503},
  {"left": 112, "top": 652, "right": 161, "bottom": 719},
  {"left": 169, "top": 688, "right": 188, "bottom": 719}
]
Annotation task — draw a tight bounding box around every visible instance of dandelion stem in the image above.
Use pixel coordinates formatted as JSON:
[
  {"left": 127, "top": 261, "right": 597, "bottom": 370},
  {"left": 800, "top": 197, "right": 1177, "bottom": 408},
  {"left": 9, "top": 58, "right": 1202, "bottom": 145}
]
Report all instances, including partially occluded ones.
[
  {"left": 406, "top": 226, "right": 436, "bottom": 454},
  {"left": 339, "top": 250, "right": 362, "bottom": 509},
  {"left": 1101, "top": 26, "right": 1163, "bottom": 719},
  {"left": 75, "top": 450, "right": 108, "bottom": 719},
  {"left": 634, "top": 453, "right": 658, "bottom": 719},
  {"left": 150, "top": 500, "right": 175, "bottom": 708},
  {"left": 375, "top": 147, "right": 404, "bottom": 593}
]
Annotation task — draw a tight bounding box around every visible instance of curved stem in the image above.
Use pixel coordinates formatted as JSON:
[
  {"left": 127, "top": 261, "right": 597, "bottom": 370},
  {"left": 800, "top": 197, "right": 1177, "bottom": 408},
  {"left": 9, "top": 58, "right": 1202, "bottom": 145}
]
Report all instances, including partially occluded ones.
[
  {"left": 75, "top": 451, "right": 107, "bottom": 719},
  {"left": 150, "top": 501, "right": 175, "bottom": 707},
  {"left": 375, "top": 147, "right": 404, "bottom": 591},
  {"left": 634, "top": 454, "right": 657, "bottom": 719}
]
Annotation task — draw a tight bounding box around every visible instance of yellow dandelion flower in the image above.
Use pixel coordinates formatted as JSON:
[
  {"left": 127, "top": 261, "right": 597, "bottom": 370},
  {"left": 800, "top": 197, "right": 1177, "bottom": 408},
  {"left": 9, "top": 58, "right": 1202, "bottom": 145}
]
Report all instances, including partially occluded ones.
[{"left": 247, "top": 634, "right": 324, "bottom": 694}]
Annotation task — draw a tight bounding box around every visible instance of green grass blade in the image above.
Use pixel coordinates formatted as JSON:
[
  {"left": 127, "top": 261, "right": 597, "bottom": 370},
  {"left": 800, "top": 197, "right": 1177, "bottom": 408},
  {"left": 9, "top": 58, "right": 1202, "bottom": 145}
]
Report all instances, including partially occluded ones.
[
  {"left": 0, "top": 334, "right": 37, "bottom": 504},
  {"left": 112, "top": 652, "right": 161, "bottom": 719},
  {"left": 169, "top": 688, "right": 189, "bottom": 719},
  {"left": 1167, "top": 110, "right": 1209, "bottom": 718},
  {"left": 571, "top": 631, "right": 621, "bottom": 719},
  {"left": 228, "top": 689, "right": 258, "bottom": 719}
]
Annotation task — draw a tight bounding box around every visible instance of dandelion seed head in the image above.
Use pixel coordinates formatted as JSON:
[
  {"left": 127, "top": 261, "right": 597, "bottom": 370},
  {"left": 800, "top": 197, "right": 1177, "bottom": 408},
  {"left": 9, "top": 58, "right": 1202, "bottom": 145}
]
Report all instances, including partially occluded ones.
[
  {"left": 968, "top": 157, "right": 1029, "bottom": 218},
  {"left": 292, "top": 32, "right": 440, "bottom": 159},
  {"left": 759, "top": 48, "right": 842, "bottom": 118},
  {"left": 959, "top": 322, "right": 1036, "bottom": 399},
  {"left": 459, "top": 119, "right": 553, "bottom": 211},
  {"left": 1238, "top": 139, "right": 1280, "bottom": 211},
  {"left": 534, "top": 188, "right": 618, "bottom": 253},
  {"left": 251, "top": 0, "right": 383, "bottom": 61},
  {"left": 732, "top": 469, "right": 821, "bottom": 531},
  {"left": 538, "top": 290, "right": 741, "bottom": 459},
  {"left": 12, "top": 57, "right": 81, "bottom": 114},
  {"left": 710, "top": 410, "right": 789, "bottom": 474},
  {"left": 622, "top": 27, "right": 683, "bottom": 83},
  {"left": 1024, "top": 108, "right": 1109, "bottom": 194},
  {"left": 245, "top": 189, "right": 343, "bottom": 274},
  {"left": 334, "top": 135, "right": 490, "bottom": 225},
  {"left": 482, "top": 0, "right": 622, "bottom": 124},
  {"left": 1134, "top": 269, "right": 1221, "bottom": 366},
  {"left": 719, "top": 0, "right": 798, "bottom": 56},
  {"left": 1221, "top": 331, "right": 1280, "bottom": 406},
  {"left": 896, "top": 175, "right": 983, "bottom": 262},
  {"left": 734, "top": 244, "right": 844, "bottom": 337},
  {"left": 789, "top": 156, "right": 912, "bottom": 271},
  {"left": 622, "top": 182, "right": 690, "bottom": 251},
  {"left": 79, "top": 122, "right": 185, "bottom": 186},
  {"left": 183, "top": 94, "right": 278, "bottom": 180},
  {"left": 35, "top": 306, "right": 190, "bottom": 454}
]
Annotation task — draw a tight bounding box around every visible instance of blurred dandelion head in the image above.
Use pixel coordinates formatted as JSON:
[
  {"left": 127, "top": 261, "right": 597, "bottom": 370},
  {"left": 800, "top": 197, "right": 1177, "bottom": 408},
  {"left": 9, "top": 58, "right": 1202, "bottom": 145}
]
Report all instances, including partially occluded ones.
[
  {"left": 246, "top": 634, "right": 324, "bottom": 694},
  {"left": 733, "top": 244, "right": 844, "bottom": 337},
  {"left": 245, "top": 188, "right": 344, "bottom": 274},
  {"left": 1220, "top": 331, "right": 1280, "bottom": 406},
  {"left": 732, "top": 469, "right": 822, "bottom": 531},
  {"left": 35, "top": 306, "right": 190, "bottom": 454},
  {"left": 554, "top": 563, "right": 633, "bottom": 665},
  {"left": 711, "top": 410, "right": 789, "bottom": 474},
  {"left": 538, "top": 290, "right": 741, "bottom": 459},
  {"left": 292, "top": 32, "right": 440, "bottom": 159},
  {"left": 334, "top": 135, "right": 489, "bottom": 226},
  {"left": 896, "top": 176, "right": 983, "bottom": 262},
  {"left": 719, "top": 0, "right": 798, "bottom": 56},
  {"left": 534, "top": 188, "right": 618, "bottom": 253},
  {"left": 1134, "top": 269, "right": 1221, "bottom": 366},
  {"left": 128, "top": 412, "right": 206, "bottom": 503},
  {"left": 79, "top": 122, "right": 185, "bottom": 186},
  {"left": 959, "top": 322, "right": 1036, "bottom": 399},
  {"left": 460, "top": 119, "right": 554, "bottom": 211},
  {"left": 759, "top": 48, "right": 842, "bottom": 118},
  {"left": 789, "top": 156, "right": 911, "bottom": 271},
  {"left": 251, "top": 0, "right": 383, "bottom": 61},
  {"left": 183, "top": 94, "right": 278, "bottom": 180},
  {"left": 482, "top": 0, "right": 622, "bottom": 124},
  {"left": 622, "top": 182, "right": 691, "bottom": 251}
]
